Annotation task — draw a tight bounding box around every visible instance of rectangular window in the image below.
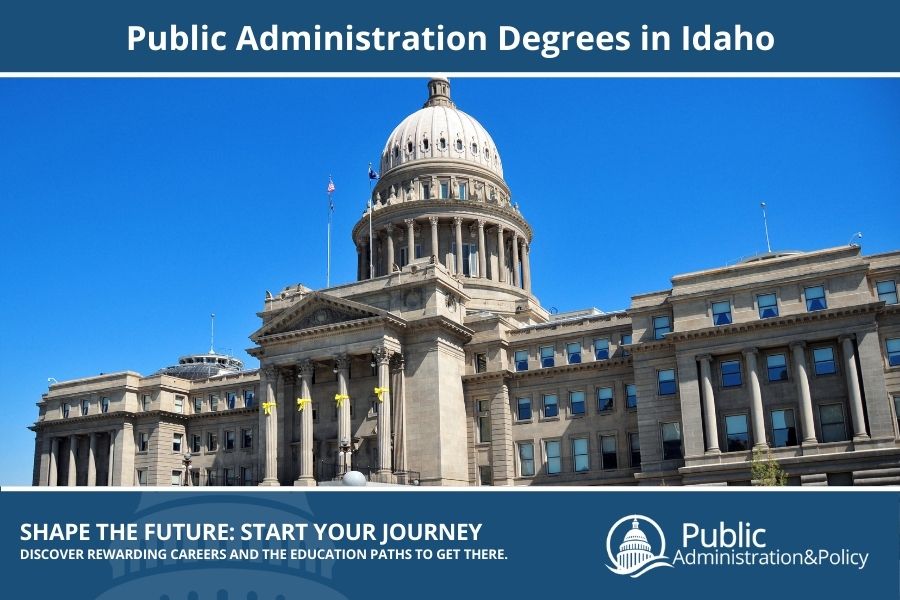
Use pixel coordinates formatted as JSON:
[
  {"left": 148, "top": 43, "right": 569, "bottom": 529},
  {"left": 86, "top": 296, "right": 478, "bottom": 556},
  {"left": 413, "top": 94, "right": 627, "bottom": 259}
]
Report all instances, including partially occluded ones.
[
  {"left": 100, "top": 397, "right": 110, "bottom": 413},
  {"left": 712, "top": 300, "right": 733, "bottom": 325},
  {"left": 516, "top": 397, "right": 532, "bottom": 421},
  {"left": 725, "top": 414, "right": 749, "bottom": 452},
  {"left": 653, "top": 315, "right": 672, "bottom": 340},
  {"left": 620, "top": 334, "right": 632, "bottom": 356},
  {"left": 421, "top": 182, "right": 430, "bottom": 200},
  {"left": 477, "top": 400, "right": 491, "bottom": 443},
  {"left": 207, "top": 432, "right": 218, "bottom": 452},
  {"left": 813, "top": 347, "right": 836, "bottom": 376},
  {"left": 458, "top": 182, "right": 467, "bottom": 200},
  {"left": 876, "top": 280, "right": 898, "bottom": 304},
  {"left": 771, "top": 409, "right": 797, "bottom": 448},
  {"left": 190, "top": 434, "right": 201, "bottom": 453},
  {"left": 625, "top": 384, "right": 637, "bottom": 409},
  {"left": 894, "top": 396, "right": 900, "bottom": 431},
  {"left": 62, "top": 403, "right": 70, "bottom": 418},
  {"left": 543, "top": 394, "right": 558, "bottom": 418},
  {"left": 886, "top": 338, "right": 900, "bottom": 367},
  {"left": 439, "top": 181, "right": 449, "bottom": 199},
  {"left": 226, "top": 392, "right": 237, "bottom": 410},
  {"left": 593, "top": 338, "right": 610, "bottom": 360},
  {"left": 757, "top": 293, "right": 779, "bottom": 319},
  {"left": 81, "top": 399, "right": 89, "bottom": 416},
  {"left": 474, "top": 352, "right": 487, "bottom": 373},
  {"left": 171, "top": 470, "right": 181, "bottom": 486},
  {"left": 721, "top": 360, "right": 743, "bottom": 388},
  {"left": 629, "top": 433, "right": 641, "bottom": 468},
  {"left": 206, "top": 469, "right": 217, "bottom": 486},
  {"left": 241, "top": 428, "right": 252, "bottom": 449},
  {"left": 172, "top": 433, "right": 183, "bottom": 453},
  {"left": 657, "top": 369, "right": 677, "bottom": 395},
  {"left": 190, "top": 470, "right": 200, "bottom": 486},
  {"left": 518, "top": 442, "right": 535, "bottom": 477},
  {"left": 225, "top": 430, "right": 235, "bottom": 451},
  {"left": 193, "top": 397, "right": 202, "bottom": 413},
  {"left": 243, "top": 390, "right": 255, "bottom": 409},
  {"left": 241, "top": 467, "right": 253, "bottom": 486},
  {"left": 514, "top": 350, "right": 529, "bottom": 372},
  {"left": 545, "top": 440, "right": 561, "bottom": 475},
  {"left": 573, "top": 438, "right": 589, "bottom": 472},
  {"left": 600, "top": 435, "right": 618, "bottom": 469},
  {"left": 597, "top": 387, "right": 614, "bottom": 412},
  {"left": 569, "top": 391, "right": 586, "bottom": 416},
  {"left": 312, "top": 403, "right": 319, "bottom": 423},
  {"left": 138, "top": 432, "right": 149, "bottom": 453},
  {"left": 566, "top": 342, "right": 582, "bottom": 364},
  {"left": 209, "top": 394, "right": 219, "bottom": 411},
  {"left": 224, "top": 468, "right": 235, "bottom": 486},
  {"left": 805, "top": 285, "right": 827, "bottom": 312},
  {"left": 174, "top": 395, "right": 184, "bottom": 414},
  {"left": 540, "top": 346, "right": 555, "bottom": 368},
  {"left": 661, "top": 422, "right": 683, "bottom": 460},
  {"left": 767, "top": 353, "right": 788, "bottom": 381},
  {"left": 137, "top": 469, "right": 147, "bottom": 486},
  {"left": 819, "top": 403, "right": 847, "bottom": 442},
  {"left": 142, "top": 395, "right": 151, "bottom": 411}
]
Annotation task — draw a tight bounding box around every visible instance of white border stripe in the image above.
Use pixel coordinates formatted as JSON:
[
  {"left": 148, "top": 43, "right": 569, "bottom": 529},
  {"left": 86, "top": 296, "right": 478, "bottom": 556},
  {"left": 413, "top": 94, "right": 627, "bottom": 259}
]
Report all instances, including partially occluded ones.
[
  {"left": 0, "top": 485, "right": 893, "bottom": 493},
  {"left": 1, "top": 72, "right": 900, "bottom": 78}
]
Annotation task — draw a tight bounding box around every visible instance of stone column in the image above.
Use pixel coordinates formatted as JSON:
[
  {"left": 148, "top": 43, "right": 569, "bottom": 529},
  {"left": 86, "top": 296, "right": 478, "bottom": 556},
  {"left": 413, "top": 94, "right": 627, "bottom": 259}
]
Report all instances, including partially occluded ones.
[
  {"left": 112, "top": 423, "right": 135, "bottom": 486},
  {"left": 477, "top": 219, "right": 487, "bottom": 278},
  {"left": 743, "top": 348, "right": 768, "bottom": 449},
  {"left": 260, "top": 367, "right": 279, "bottom": 486},
  {"left": 840, "top": 335, "right": 869, "bottom": 440},
  {"left": 49, "top": 437, "right": 59, "bottom": 486},
  {"left": 384, "top": 225, "right": 395, "bottom": 271},
  {"left": 698, "top": 355, "right": 720, "bottom": 453},
  {"left": 522, "top": 240, "right": 532, "bottom": 292},
  {"left": 295, "top": 360, "right": 316, "bottom": 486},
  {"left": 107, "top": 431, "right": 115, "bottom": 486},
  {"left": 87, "top": 432, "right": 97, "bottom": 486},
  {"left": 405, "top": 218, "right": 416, "bottom": 264},
  {"left": 374, "top": 347, "right": 393, "bottom": 478},
  {"left": 335, "top": 355, "right": 352, "bottom": 472},
  {"left": 390, "top": 354, "right": 408, "bottom": 481},
  {"left": 790, "top": 342, "right": 818, "bottom": 444},
  {"left": 67, "top": 435, "right": 78, "bottom": 486},
  {"left": 454, "top": 217, "right": 464, "bottom": 275},
  {"left": 356, "top": 242, "right": 363, "bottom": 280},
  {"left": 489, "top": 385, "right": 515, "bottom": 485},
  {"left": 496, "top": 226, "right": 506, "bottom": 282},
  {"left": 511, "top": 233, "right": 521, "bottom": 288},
  {"left": 429, "top": 216, "right": 439, "bottom": 259}
]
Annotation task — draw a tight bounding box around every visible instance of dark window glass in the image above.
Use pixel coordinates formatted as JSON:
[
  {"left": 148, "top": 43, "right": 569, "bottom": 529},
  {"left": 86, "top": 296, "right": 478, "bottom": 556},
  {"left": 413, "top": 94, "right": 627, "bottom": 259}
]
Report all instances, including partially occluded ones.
[
  {"left": 540, "top": 346, "right": 555, "bottom": 368},
  {"left": 757, "top": 293, "right": 779, "bottom": 319},
  {"left": 767, "top": 354, "right": 788, "bottom": 381},
  {"left": 545, "top": 441, "right": 561, "bottom": 474},
  {"left": 543, "top": 395, "right": 558, "bottom": 418},
  {"left": 725, "top": 415, "right": 749, "bottom": 451},
  {"left": 517, "top": 398, "right": 531, "bottom": 421},
  {"left": 662, "top": 422, "right": 683, "bottom": 460},
  {"left": 886, "top": 339, "right": 900, "bottom": 367},
  {"left": 819, "top": 404, "right": 847, "bottom": 442},
  {"left": 629, "top": 433, "right": 641, "bottom": 468},
  {"left": 570, "top": 391, "right": 585, "bottom": 416},
  {"left": 712, "top": 301, "right": 732, "bottom": 325},
  {"left": 597, "top": 387, "right": 614, "bottom": 412},
  {"left": 771, "top": 409, "right": 797, "bottom": 447},
  {"left": 573, "top": 438, "right": 589, "bottom": 472},
  {"left": 566, "top": 342, "right": 582, "bottom": 364},
  {"left": 658, "top": 369, "right": 677, "bottom": 395},
  {"left": 653, "top": 316, "right": 671, "bottom": 340},
  {"left": 601, "top": 436, "right": 617, "bottom": 469},
  {"left": 721, "top": 360, "right": 743, "bottom": 388},
  {"left": 876, "top": 280, "right": 898, "bottom": 304},
  {"left": 813, "top": 347, "right": 836, "bottom": 376},
  {"left": 518, "top": 443, "right": 534, "bottom": 477},
  {"left": 805, "top": 286, "right": 827, "bottom": 312},
  {"left": 594, "top": 338, "right": 610, "bottom": 360},
  {"left": 514, "top": 350, "right": 528, "bottom": 372}
]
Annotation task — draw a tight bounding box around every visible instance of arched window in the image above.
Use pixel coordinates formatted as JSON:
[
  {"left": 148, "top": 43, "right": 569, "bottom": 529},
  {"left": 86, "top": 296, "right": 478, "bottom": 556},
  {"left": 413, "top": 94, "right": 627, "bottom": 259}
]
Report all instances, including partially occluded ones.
[
  {"left": 422, "top": 137, "right": 429, "bottom": 151},
  {"left": 407, "top": 141, "right": 413, "bottom": 154},
  {"left": 440, "top": 137, "right": 447, "bottom": 150},
  {"left": 456, "top": 138, "right": 463, "bottom": 151},
  {"left": 471, "top": 142, "right": 478, "bottom": 154}
]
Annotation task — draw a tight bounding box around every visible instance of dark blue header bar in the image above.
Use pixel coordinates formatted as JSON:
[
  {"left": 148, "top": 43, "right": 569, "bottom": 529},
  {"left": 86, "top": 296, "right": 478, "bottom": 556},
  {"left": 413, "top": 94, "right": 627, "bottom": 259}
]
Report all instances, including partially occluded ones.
[{"left": 1, "top": 0, "right": 899, "bottom": 72}]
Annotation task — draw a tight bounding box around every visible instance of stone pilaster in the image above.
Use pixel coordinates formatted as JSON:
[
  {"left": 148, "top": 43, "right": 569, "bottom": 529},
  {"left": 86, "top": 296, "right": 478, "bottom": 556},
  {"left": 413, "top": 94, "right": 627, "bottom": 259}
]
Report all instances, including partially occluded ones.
[
  {"left": 87, "top": 432, "right": 97, "bottom": 486},
  {"left": 840, "top": 335, "right": 869, "bottom": 441},
  {"left": 335, "top": 355, "right": 352, "bottom": 472},
  {"left": 385, "top": 224, "right": 395, "bottom": 270},
  {"left": 855, "top": 328, "right": 894, "bottom": 438},
  {"left": 107, "top": 431, "right": 115, "bottom": 486},
  {"left": 67, "top": 435, "right": 78, "bottom": 486},
  {"left": 429, "top": 216, "right": 439, "bottom": 259},
  {"left": 405, "top": 218, "right": 416, "bottom": 264},
  {"left": 49, "top": 437, "right": 59, "bottom": 486},
  {"left": 390, "top": 353, "right": 409, "bottom": 481},
  {"left": 522, "top": 240, "right": 532, "bottom": 292},
  {"left": 511, "top": 233, "right": 521, "bottom": 288},
  {"left": 489, "top": 385, "right": 515, "bottom": 485},
  {"left": 698, "top": 355, "right": 720, "bottom": 453},
  {"left": 374, "top": 347, "right": 393, "bottom": 478},
  {"left": 790, "top": 342, "right": 818, "bottom": 445},
  {"left": 454, "top": 217, "right": 464, "bottom": 275},
  {"left": 260, "top": 366, "right": 279, "bottom": 486},
  {"left": 295, "top": 360, "right": 316, "bottom": 486},
  {"left": 477, "top": 219, "right": 487, "bottom": 278},
  {"left": 743, "top": 348, "right": 768, "bottom": 449}
]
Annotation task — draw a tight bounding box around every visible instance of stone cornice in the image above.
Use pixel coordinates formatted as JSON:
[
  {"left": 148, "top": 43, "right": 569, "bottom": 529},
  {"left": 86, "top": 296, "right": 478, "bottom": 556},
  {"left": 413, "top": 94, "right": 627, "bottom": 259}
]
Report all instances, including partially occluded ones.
[
  {"left": 405, "top": 315, "right": 474, "bottom": 340},
  {"left": 250, "top": 314, "right": 406, "bottom": 349},
  {"left": 31, "top": 407, "right": 260, "bottom": 431},
  {"left": 508, "top": 355, "right": 633, "bottom": 381},
  {"left": 668, "top": 301, "right": 883, "bottom": 343},
  {"left": 461, "top": 370, "right": 513, "bottom": 385}
]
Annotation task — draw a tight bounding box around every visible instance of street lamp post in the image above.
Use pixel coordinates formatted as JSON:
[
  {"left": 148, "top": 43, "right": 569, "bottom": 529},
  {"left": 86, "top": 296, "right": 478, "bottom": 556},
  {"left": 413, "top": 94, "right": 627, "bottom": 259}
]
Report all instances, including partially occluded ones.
[{"left": 339, "top": 437, "right": 351, "bottom": 478}]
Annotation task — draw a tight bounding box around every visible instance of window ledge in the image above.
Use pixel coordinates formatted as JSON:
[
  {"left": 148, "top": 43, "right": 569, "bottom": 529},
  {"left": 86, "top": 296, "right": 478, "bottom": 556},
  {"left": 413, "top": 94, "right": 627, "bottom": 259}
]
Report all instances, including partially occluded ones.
[
  {"left": 540, "top": 416, "right": 560, "bottom": 423},
  {"left": 514, "top": 419, "right": 533, "bottom": 425}
]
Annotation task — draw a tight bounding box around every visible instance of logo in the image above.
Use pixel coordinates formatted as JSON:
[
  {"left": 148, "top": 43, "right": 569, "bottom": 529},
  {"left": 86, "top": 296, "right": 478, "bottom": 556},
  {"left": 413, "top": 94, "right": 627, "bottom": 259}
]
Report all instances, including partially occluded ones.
[{"left": 606, "top": 514, "right": 674, "bottom": 578}]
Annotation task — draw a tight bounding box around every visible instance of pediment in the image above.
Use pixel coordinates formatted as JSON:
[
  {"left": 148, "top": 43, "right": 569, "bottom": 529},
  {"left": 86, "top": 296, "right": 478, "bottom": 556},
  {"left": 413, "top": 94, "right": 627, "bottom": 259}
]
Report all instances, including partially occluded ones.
[{"left": 251, "top": 292, "right": 397, "bottom": 341}]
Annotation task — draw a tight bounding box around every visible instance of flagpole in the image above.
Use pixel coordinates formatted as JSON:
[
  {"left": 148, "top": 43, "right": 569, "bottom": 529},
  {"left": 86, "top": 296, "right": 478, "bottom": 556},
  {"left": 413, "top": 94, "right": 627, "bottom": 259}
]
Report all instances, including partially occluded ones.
[
  {"left": 368, "top": 163, "right": 375, "bottom": 279},
  {"left": 760, "top": 202, "right": 772, "bottom": 253},
  {"left": 326, "top": 176, "right": 335, "bottom": 288}
]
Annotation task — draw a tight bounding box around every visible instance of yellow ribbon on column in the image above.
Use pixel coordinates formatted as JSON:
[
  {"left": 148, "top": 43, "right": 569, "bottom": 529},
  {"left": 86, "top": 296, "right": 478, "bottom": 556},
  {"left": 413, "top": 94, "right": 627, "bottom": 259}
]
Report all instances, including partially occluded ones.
[
  {"left": 334, "top": 394, "right": 349, "bottom": 406},
  {"left": 374, "top": 387, "right": 388, "bottom": 402},
  {"left": 262, "top": 402, "right": 276, "bottom": 415},
  {"left": 296, "top": 397, "right": 311, "bottom": 412}
]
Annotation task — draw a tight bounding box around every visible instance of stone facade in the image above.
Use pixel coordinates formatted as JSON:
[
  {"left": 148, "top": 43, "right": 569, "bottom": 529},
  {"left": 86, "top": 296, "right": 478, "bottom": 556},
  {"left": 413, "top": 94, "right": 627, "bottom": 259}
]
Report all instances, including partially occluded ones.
[{"left": 30, "top": 78, "right": 900, "bottom": 487}]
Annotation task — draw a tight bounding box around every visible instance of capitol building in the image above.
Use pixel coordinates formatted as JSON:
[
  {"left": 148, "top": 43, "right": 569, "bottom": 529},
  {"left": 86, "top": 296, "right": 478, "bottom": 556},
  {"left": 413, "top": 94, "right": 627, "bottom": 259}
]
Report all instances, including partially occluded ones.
[{"left": 30, "top": 79, "right": 900, "bottom": 487}]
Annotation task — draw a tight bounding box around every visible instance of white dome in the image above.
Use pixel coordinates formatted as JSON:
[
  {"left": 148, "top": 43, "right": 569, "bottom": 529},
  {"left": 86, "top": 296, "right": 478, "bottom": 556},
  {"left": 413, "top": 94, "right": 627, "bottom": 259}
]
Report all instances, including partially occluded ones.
[{"left": 380, "top": 78, "right": 503, "bottom": 178}]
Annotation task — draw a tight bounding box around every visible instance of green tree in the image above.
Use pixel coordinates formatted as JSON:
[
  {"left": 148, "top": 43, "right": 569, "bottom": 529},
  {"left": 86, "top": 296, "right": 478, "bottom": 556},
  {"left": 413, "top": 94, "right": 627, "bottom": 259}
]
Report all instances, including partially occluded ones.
[{"left": 751, "top": 447, "right": 787, "bottom": 486}]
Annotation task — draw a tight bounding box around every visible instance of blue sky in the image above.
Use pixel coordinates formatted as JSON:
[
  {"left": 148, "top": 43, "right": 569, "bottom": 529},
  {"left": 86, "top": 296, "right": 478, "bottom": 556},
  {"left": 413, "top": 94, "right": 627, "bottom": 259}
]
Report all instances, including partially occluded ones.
[{"left": 1, "top": 77, "right": 898, "bottom": 485}]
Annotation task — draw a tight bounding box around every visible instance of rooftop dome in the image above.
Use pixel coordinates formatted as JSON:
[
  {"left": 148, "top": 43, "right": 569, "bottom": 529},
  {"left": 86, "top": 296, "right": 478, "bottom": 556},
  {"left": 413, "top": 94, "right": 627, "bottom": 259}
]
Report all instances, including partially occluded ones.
[{"left": 380, "top": 78, "right": 503, "bottom": 178}]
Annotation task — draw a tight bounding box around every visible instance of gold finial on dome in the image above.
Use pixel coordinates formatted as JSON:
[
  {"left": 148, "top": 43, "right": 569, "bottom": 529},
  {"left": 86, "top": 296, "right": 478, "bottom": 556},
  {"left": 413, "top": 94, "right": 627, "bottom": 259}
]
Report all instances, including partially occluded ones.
[{"left": 424, "top": 77, "right": 455, "bottom": 108}]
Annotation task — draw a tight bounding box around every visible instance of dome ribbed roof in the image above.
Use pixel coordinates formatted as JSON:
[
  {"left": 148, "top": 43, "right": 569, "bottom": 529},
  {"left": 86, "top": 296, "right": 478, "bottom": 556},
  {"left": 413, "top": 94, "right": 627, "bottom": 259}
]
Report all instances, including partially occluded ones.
[{"left": 380, "top": 78, "right": 503, "bottom": 178}]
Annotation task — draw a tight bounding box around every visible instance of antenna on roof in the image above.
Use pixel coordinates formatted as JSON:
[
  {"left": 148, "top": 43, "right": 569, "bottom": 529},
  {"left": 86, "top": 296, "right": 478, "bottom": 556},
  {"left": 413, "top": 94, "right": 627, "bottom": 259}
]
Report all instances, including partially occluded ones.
[
  {"left": 760, "top": 202, "right": 772, "bottom": 253},
  {"left": 209, "top": 313, "right": 216, "bottom": 354}
]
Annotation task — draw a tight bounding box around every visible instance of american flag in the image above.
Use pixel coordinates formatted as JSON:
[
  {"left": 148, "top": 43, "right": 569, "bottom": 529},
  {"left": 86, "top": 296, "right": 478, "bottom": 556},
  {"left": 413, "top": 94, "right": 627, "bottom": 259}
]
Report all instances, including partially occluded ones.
[{"left": 327, "top": 177, "right": 335, "bottom": 193}]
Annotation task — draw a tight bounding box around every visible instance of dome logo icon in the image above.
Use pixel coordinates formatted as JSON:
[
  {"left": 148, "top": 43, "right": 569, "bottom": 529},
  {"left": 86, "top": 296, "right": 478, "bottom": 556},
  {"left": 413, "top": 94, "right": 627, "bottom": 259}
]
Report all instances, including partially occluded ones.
[{"left": 606, "top": 514, "right": 674, "bottom": 578}]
